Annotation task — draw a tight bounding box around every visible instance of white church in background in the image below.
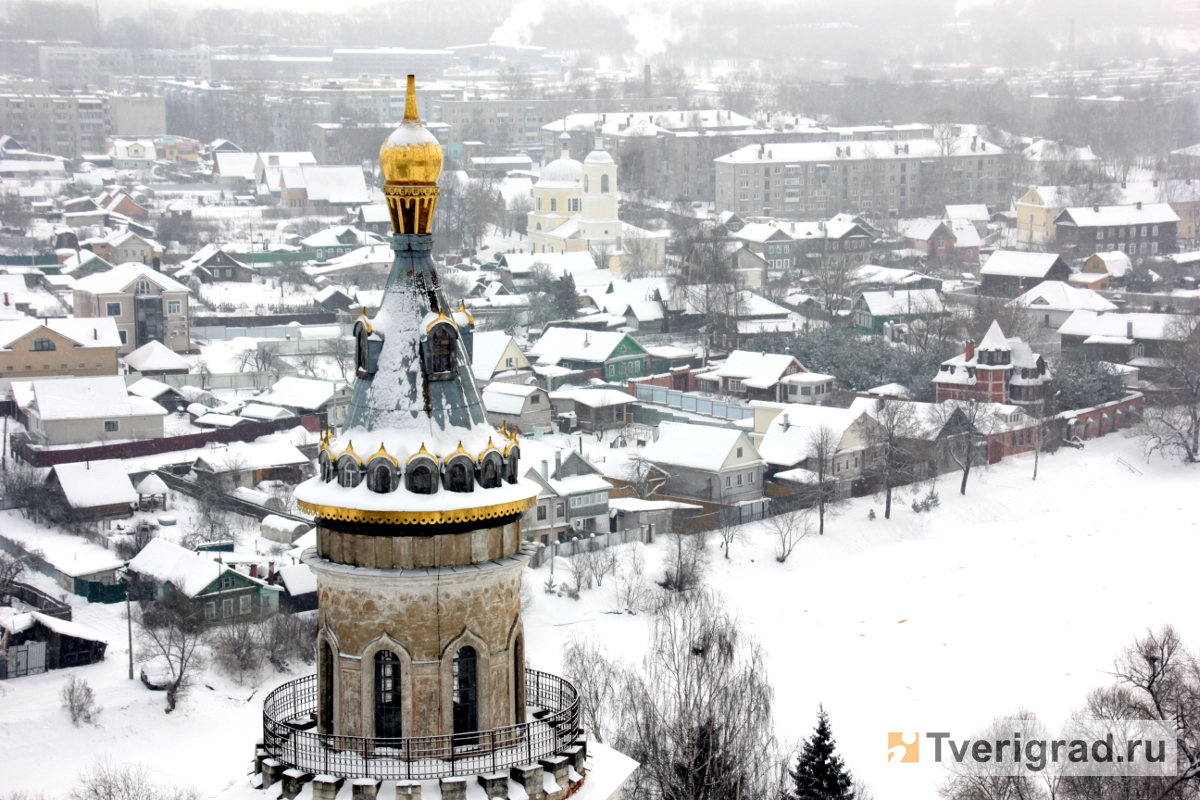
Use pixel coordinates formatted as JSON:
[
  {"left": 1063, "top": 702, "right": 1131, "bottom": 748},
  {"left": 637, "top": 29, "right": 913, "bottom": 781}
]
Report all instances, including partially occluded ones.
[{"left": 528, "top": 131, "right": 667, "bottom": 274}]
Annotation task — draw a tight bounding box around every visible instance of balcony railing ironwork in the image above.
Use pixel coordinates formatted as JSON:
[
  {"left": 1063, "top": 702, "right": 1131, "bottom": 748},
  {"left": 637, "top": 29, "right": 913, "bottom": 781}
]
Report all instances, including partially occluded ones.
[{"left": 261, "top": 669, "right": 580, "bottom": 780}]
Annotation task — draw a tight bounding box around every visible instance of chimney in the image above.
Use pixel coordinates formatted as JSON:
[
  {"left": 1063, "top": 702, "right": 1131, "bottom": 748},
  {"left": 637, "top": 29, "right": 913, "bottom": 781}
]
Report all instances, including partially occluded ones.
[
  {"left": 781, "top": 412, "right": 790, "bottom": 431},
  {"left": 541, "top": 460, "right": 548, "bottom": 480},
  {"left": 554, "top": 450, "right": 562, "bottom": 479},
  {"left": 93, "top": 327, "right": 97, "bottom": 339},
  {"left": 1093, "top": 204, "right": 1100, "bottom": 212},
  {"left": 964, "top": 338, "right": 976, "bottom": 361},
  {"left": 1136, "top": 201, "right": 1143, "bottom": 210},
  {"left": 268, "top": 561, "right": 276, "bottom": 581},
  {"left": 249, "top": 564, "right": 258, "bottom": 578},
  {"left": 1127, "top": 320, "right": 1134, "bottom": 338}
]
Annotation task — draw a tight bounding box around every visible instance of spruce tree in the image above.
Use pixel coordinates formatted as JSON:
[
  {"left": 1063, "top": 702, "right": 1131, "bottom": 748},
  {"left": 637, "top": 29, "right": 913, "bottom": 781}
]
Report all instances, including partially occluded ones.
[{"left": 792, "top": 705, "right": 855, "bottom": 800}]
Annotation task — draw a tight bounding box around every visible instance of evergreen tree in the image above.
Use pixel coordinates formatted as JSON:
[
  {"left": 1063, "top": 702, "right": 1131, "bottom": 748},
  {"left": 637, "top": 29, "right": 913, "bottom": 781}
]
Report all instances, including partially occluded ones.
[
  {"left": 792, "top": 706, "right": 854, "bottom": 800},
  {"left": 550, "top": 274, "right": 580, "bottom": 321}
]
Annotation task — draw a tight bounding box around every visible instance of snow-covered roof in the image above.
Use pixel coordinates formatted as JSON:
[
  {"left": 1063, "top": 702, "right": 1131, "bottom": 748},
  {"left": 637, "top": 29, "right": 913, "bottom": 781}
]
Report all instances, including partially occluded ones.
[
  {"left": 534, "top": 156, "right": 584, "bottom": 189},
  {"left": 300, "top": 226, "right": 385, "bottom": 249},
  {"left": 904, "top": 218, "right": 947, "bottom": 241},
  {"left": 52, "top": 460, "right": 137, "bottom": 508},
  {"left": 0, "top": 316, "right": 121, "bottom": 351},
  {"left": 0, "top": 609, "right": 107, "bottom": 644},
  {"left": 1057, "top": 203, "right": 1179, "bottom": 227},
  {"left": 128, "top": 538, "right": 222, "bottom": 598},
  {"left": 194, "top": 441, "right": 309, "bottom": 473},
  {"left": 124, "top": 340, "right": 191, "bottom": 372},
  {"left": 857, "top": 289, "right": 943, "bottom": 316},
  {"left": 1013, "top": 281, "right": 1117, "bottom": 313},
  {"left": 757, "top": 405, "right": 865, "bottom": 467},
  {"left": 239, "top": 403, "right": 295, "bottom": 421},
  {"left": 695, "top": 350, "right": 801, "bottom": 385},
  {"left": 947, "top": 218, "right": 982, "bottom": 248},
  {"left": 279, "top": 165, "right": 369, "bottom": 204},
  {"left": 471, "top": 331, "right": 524, "bottom": 382},
  {"left": 980, "top": 250, "right": 1062, "bottom": 278},
  {"left": 135, "top": 473, "right": 169, "bottom": 495},
  {"left": 641, "top": 421, "right": 758, "bottom": 472},
  {"left": 277, "top": 563, "right": 317, "bottom": 596},
  {"left": 608, "top": 497, "right": 702, "bottom": 513},
  {"left": 499, "top": 251, "right": 597, "bottom": 277},
  {"left": 715, "top": 135, "right": 1001, "bottom": 165},
  {"left": 1059, "top": 310, "right": 1188, "bottom": 341},
  {"left": 1087, "top": 250, "right": 1133, "bottom": 277},
  {"left": 851, "top": 265, "right": 935, "bottom": 287},
  {"left": 945, "top": 204, "right": 989, "bottom": 221},
  {"left": 481, "top": 382, "right": 541, "bottom": 415},
  {"left": 733, "top": 223, "right": 789, "bottom": 244},
  {"left": 549, "top": 387, "right": 638, "bottom": 408},
  {"left": 72, "top": 262, "right": 189, "bottom": 295},
  {"left": 31, "top": 375, "right": 167, "bottom": 421},
  {"left": 127, "top": 377, "right": 176, "bottom": 400},
  {"left": 255, "top": 376, "right": 344, "bottom": 410},
  {"left": 527, "top": 327, "right": 633, "bottom": 364}
]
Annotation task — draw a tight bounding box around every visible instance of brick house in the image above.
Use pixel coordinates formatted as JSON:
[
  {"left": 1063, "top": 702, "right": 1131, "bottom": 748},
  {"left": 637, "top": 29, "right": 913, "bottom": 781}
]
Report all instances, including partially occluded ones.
[{"left": 933, "top": 321, "right": 1051, "bottom": 413}]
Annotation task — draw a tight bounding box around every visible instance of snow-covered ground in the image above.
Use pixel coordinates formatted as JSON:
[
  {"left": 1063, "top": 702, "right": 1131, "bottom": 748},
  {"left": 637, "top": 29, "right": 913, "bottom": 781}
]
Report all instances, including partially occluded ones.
[{"left": 1, "top": 432, "right": 1197, "bottom": 798}]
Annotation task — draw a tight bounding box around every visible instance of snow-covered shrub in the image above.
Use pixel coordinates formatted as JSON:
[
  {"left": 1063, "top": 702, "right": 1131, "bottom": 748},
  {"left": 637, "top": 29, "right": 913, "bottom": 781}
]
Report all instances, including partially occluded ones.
[
  {"left": 212, "top": 622, "right": 265, "bottom": 685},
  {"left": 60, "top": 675, "right": 101, "bottom": 727}
]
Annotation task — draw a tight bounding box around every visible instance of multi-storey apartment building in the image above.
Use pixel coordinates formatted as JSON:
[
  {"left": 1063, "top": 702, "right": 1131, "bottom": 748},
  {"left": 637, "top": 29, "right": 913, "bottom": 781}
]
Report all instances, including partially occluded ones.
[
  {"left": 0, "top": 90, "right": 107, "bottom": 157},
  {"left": 715, "top": 135, "right": 1010, "bottom": 219},
  {"left": 38, "top": 46, "right": 211, "bottom": 88}
]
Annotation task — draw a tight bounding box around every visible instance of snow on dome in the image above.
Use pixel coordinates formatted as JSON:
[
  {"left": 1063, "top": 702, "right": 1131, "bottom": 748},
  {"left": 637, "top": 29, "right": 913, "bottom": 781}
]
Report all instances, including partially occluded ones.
[
  {"left": 536, "top": 157, "right": 583, "bottom": 188},
  {"left": 135, "top": 473, "right": 169, "bottom": 495},
  {"left": 584, "top": 149, "right": 614, "bottom": 165}
]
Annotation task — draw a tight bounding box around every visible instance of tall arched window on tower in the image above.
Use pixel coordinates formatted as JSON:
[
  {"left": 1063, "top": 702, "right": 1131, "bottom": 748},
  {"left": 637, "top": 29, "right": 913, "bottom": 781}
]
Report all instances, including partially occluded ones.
[
  {"left": 374, "top": 650, "right": 402, "bottom": 739},
  {"left": 424, "top": 321, "right": 457, "bottom": 380},
  {"left": 601, "top": 174, "right": 610, "bottom": 193},
  {"left": 452, "top": 646, "right": 478, "bottom": 737},
  {"left": 320, "top": 642, "right": 334, "bottom": 734},
  {"left": 513, "top": 633, "right": 525, "bottom": 725}
]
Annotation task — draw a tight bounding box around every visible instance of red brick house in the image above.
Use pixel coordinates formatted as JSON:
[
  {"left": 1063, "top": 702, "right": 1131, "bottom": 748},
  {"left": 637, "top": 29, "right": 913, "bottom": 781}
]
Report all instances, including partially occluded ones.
[{"left": 933, "top": 321, "right": 1051, "bottom": 414}]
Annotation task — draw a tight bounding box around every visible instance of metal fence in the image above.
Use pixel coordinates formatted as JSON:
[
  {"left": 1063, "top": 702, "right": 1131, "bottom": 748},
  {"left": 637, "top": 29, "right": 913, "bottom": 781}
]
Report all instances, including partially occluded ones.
[
  {"left": 261, "top": 669, "right": 580, "bottom": 780},
  {"left": 632, "top": 384, "right": 755, "bottom": 421}
]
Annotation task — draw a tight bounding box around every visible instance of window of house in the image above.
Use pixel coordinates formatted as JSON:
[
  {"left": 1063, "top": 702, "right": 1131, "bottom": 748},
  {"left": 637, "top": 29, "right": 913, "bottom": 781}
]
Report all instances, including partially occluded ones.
[
  {"left": 106, "top": 302, "right": 121, "bottom": 316},
  {"left": 104, "top": 420, "right": 119, "bottom": 432},
  {"left": 725, "top": 475, "right": 731, "bottom": 487},
  {"left": 550, "top": 198, "right": 557, "bottom": 212},
  {"left": 556, "top": 503, "right": 564, "bottom": 518},
  {"left": 239, "top": 595, "right": 251, "bottom": 615},
  {"left": 168, "top": 300, "right": 181, "bottom": 315},
  {"left": 749, "top": 472, "right": 755, "bottom": 484},
  {"left": 30, "top": 338, "right": 55, "bottom": 351},
  {"left": 736, "top": 447, "right": 743, "bottom": 457},
  {"left": 136, "top": 279, "right": 151, "bottom": 294},
  {"left": 220, "top": 575, "right": 235, "bottom": 589},
  {"left": 728, "top": 379, "right": 744, "bottom": 392},
  {"left": 530, "top": 394, "right": 539, "bottom": 404},
  {"left": 204, "top": 603, "right": 215, "bottom": 621},
  {"left": 537, "top": 505, "right": 547, "bottom": 520},
  {"left": 737, "top": 473, "right": 743, "bottom": 486}
]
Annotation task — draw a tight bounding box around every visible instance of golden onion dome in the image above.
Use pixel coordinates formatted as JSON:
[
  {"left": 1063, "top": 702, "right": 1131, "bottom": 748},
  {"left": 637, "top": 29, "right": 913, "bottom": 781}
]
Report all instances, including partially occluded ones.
[{"left": 379, "top": 75, "right": 443, "bottom": 186}]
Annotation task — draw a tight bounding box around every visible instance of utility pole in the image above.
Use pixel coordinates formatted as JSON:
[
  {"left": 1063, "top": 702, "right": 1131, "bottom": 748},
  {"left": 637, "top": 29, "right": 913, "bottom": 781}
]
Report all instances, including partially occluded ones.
[{"left": 124, "top": 570, "right": 134, "bottom": 679}]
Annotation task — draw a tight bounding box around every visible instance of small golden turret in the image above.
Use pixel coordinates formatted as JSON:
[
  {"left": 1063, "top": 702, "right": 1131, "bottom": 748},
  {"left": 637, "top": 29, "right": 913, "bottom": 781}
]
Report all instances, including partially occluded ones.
[{"left": 379, "top": 75, "right": 444, "bottom": 235}]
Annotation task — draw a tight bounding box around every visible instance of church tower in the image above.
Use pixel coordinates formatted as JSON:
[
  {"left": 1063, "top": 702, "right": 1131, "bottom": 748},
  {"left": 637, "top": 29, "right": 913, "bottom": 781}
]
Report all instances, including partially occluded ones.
[
  {"left": 577, "top": 132, "right": 619, "bottom": 242},
  {"left": 255, "top": 76, "right": 603, "bottom": 798}
]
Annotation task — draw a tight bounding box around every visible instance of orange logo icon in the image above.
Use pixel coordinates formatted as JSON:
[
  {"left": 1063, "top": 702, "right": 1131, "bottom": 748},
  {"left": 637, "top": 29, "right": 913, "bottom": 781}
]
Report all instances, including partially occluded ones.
[{"left": 888, "top": 732, "right": 920, "bottom": 763}]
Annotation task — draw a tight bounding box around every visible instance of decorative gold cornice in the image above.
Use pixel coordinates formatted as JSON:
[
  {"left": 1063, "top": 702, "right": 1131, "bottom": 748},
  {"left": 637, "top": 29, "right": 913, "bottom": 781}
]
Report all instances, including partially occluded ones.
[
  {"left": 297, "top": 493, "right": 536, "bottom": 525},
  {"left": 478, "top": 437, "right": 500, "bottom": 459},
  {"left": 336, "top": 440, "right": 362, "bottom": 465},
  {"left": 457, "top": 299, "right": 475, "bottom": 326},
  {"left": 355, "top": 314, "right": 373, "bottom": 334},
  {"left": 425, "top": 306, "right": 453, "bottom": 333}
]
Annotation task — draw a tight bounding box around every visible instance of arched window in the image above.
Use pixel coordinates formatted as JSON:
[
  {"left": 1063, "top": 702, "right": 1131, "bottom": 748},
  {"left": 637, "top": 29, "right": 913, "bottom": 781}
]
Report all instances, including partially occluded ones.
[
  {"left": 355, "top": 323, "right": 371, "bottom": 377},
  {"left": 444, "top": 457, "right": 473, "bottom": 493},
  {"left": 479, "top": 453, "right": 502, "bottom": 489},
  {"left": 452, "top": 646, "right": 478, "bottom": 736},
  {"left": 513, "top": 633, "right": 525, "bottom": 725},
  {"left": 374, "top": 650, "right": 402, "bottom": 739},
  {"left": 601, "top": 174, "right": 610, "bottom": 193},
  {"left": 367, "top": 459, "right": 395, "bottom": 493},
  {"left": 407, "top": 459, "right": 438, "bottom": 494},
  {"left": 505, "top": 446, "right": 520, "bottom": 485},
  {"left": 30, "top": 338, "right": 55, "bottom": 352},
  {"left": 320, "top": 642, "right": 334, "bottom": 734},
  {"left": 318, "top": 451, "right": 333, "bottom": 482},
  {"left": 536, "top": 223, "right": 542, "bottom": 231},
  {"left": 425, "top": 322, "right": 457, "bottom": 378},
  {"left": 337, "top": 456, "right": 361, "bottom": 488}
]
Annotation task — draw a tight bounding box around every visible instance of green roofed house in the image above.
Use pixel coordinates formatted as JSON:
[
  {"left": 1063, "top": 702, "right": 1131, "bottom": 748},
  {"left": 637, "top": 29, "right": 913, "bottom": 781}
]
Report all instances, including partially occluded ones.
[
  {"left": 852, "top": 288, "right": 946, "bottom": 336},
  {"left": 526, "top": 327, "right": 648, "bottom": 382},
  {"left": 127, "top": 538, "right": 281, "bottom": 625}
]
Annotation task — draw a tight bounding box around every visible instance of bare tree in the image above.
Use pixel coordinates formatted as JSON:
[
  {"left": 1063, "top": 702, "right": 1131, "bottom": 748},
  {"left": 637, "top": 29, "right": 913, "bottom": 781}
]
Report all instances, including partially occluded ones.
[
  {"left": 865, "top": 398, "right": 919, "bottom": 519},
  {"left": 327, "top": 336, "right": 354, "bottom": 381},
  {"left": 716, "top": 513, "right": 744, "bottom": 560},
  {"left": 609, "top": 590, "right": 784, "bottom": 800},
  {"left": 1142, "top": 316, "right": 1200, "bottom": 463},
  {"left": 765, "top": 509, "right": 813, "bottom": 563},
  {"left": 135, "top": 595, "right": 207, "bottom": 712},
  {"left": 805, "top": 424, "right": 845, "bottom": 535},
  {"left": 659, "top": 532, "right": 709, "bottom": 592},
  {"left": 926, "top": 401, "right": 991, "bottom": 495},
  {"left": 211, "top": 622, "right": 266, "bottom": 685},
  {"left": 60, "top": 675, "right": 101, "bottom": 726},
  {"left": 0, "top": 551, "right": 29, "bottom": 604},
  {"left": 614, "top": 542, "right": 648, "bottom": 612},
  {"left": 563, "top": 633, "right": 619, "bottom": 744},
  {"left": 71, "top": 760, "right": 204, "bottom": 800},
  {"left": 622, "top": 227, "right": 660, "bottom": 279},
  {"left": 622, "top": 454, "right": 668, "bottom": 500}
]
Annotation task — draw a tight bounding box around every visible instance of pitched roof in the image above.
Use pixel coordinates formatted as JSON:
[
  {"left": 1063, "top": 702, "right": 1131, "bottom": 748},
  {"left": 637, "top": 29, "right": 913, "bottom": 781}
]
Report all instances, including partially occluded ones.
[
  {"left": 254, "top": 376, "right": 344, "bottom": 410},
  {"left": 52, "top": 459, "right": 138, "bottom": 508},
  {"left": 947, "top": 218, "right": 982, "bottom": 248},
  {"left": 0, "top": 316, "right": 121, "bottom": 350},
  {"left": 1013, "top": 281, "right": 1117, "bottom": 313},
  {"left": 124, "top": 340, "right": 191, "bottom": 372},
  {"left": 1058, "top": 310, "right": 1189, "bottom": 341},
  {"left": 128, "top": 538, "right": 223, "bottom": 598},
  {"left": 527, "top": 327, "right": 637, "bottom": 364},
  {"left": 978, "top": 320, "right": 1010, "bottom": 350},
  {"left": 481, "top": 382, "right": 542, "bottom": 414},
  {"left": 193, "top": 441, "right": 309, "bottom": 472},
  {"left": 857, "top": 289, "right": 943, "bottom": 316},
  {"left": 945, "top": 204, "right": 990, "bottom": 221},
  {"left": 756, "top": 405, "right": 865, "bottom": 467},
  {"left": 1088, "top": 251, "right": 1133, "bottom": 277},
  {"left": 1056, "top": 203, "right": 1179, "bottom": 227},
  {"left": 980, "top": 250, "right": 1063, "bottom": 278},
  {"left": 72, "top": 263, "right": 189, "bottom": 295},
  {"left": 549, "top": 387, "right": 638, "bottom": 407},
  {"left": 471, "top": 331, "right": 524, "bottom": 381},
  {"left": 31, "top": 375, "right": 167, "bottom": 421},
  {"left": 696, "top": 350, "right": 801, "bottom": 386},
  {"left": 641, "top": 421, "right": 758, "bottom": 472}
]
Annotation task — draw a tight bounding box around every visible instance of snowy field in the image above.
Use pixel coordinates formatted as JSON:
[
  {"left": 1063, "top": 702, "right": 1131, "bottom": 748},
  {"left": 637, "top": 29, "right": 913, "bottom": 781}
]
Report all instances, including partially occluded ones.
[{"left": 0, "top": 432, "right": 1197, "bottom": 798}]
